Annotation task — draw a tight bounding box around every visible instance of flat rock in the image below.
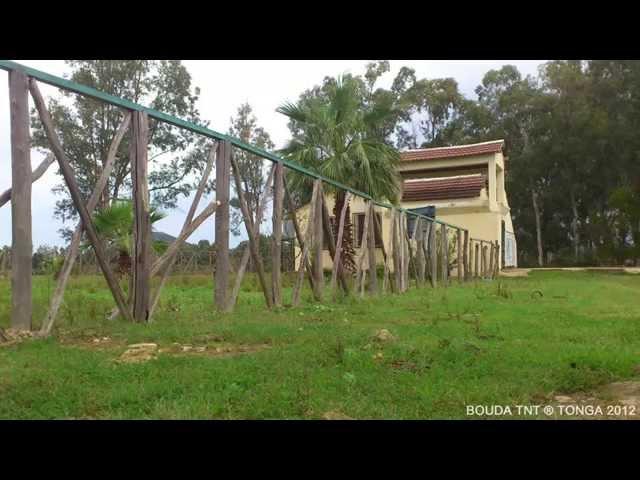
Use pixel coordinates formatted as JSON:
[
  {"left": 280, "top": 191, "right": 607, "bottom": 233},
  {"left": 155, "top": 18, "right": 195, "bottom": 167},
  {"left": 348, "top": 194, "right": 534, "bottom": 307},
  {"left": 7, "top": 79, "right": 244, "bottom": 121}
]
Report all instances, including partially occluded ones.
[
  {"left": 373, "top": 329, "right": 395, "bottom": 342},
  {"left": 118, "top": 343, "right": 158, "bottom": 363},
  {"left": 322, "top": 410, "right": 353, "bottom": 420},
  {"left": 127, "top": 343, "right": 158, "bottom": 350},
  {"left": 554, "top": 395, "right": 573, "bottom": 403}
]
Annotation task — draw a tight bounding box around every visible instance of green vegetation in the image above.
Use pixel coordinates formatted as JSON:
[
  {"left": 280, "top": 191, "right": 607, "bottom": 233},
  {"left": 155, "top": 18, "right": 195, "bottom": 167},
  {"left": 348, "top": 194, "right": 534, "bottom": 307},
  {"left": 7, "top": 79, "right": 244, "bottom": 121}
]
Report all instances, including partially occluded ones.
[{"left": 1, "top": 271, "right": 638, "bottom": 419}]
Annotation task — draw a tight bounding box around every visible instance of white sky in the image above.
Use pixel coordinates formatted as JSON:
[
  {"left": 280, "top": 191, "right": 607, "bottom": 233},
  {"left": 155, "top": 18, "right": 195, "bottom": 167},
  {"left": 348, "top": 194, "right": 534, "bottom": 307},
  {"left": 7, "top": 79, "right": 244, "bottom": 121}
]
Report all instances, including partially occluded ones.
[{"left": 0, "top": 60, "right": 544, "bottom": 248}]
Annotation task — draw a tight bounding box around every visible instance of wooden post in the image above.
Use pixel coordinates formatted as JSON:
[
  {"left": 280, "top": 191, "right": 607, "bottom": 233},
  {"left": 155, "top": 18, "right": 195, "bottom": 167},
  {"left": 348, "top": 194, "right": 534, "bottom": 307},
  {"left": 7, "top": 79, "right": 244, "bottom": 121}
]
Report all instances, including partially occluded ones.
[
  {"left": 271, "top": 161, "right": 284, "bottom": 307},
  {"left": 374, "top": 210, "right": 393, "bottom": 293},
  {"left": 229, "top": 150, "right": 273, "bottom": 308},
  {"left": 399, "top": 212, "right": 407, "bottom": 292},
  {"left": 488, "top": 241, "right": 495, "bottom": 279},
  {"left": 494, "top": 241, "right": 501, "bottom": 278},
  {"left": 41, "top": 113, "right": 131, "bottom": 335},
  {"left": 457, "top": 229, "right": 463, "bottom": 283},
  {"left": 228, "top": 165, "right": 275, "bottom": 309},
  {"left": 30, "top": 79, "right": 133, "bottom": 323},
  {"left": 152, "top": 201, "right": 218, "bottom": 277},
  {"left": 130, "top": 111, "right": 151, "bottom": 322},
  {"left": 321, "top": 197, "right": 349, "bottom": 295},
  {"left": 0, "top": 153, "right": 55, "bottom": 209},
  {"left": 391, "top": 209, "right": 401, "bottom": 293},
  {"left": 405, "top": 215, "right": 418, "bottom": 289},
  {"left": 330, "top": 192, "right": 351, "bottom": 297},
  {"left": 149, "top": 143, "right": 216, "bottom": 318},
  {"left": 367, "top": 203, "right": 378, "bottom": 295},
  {"left": 355, "top": 200, "right": 371, "bottom": 297},
  {"left": 415, "top": 218, "right": 425, "bottom": 286},
  {"left": 283, "top": 179, "right": 316, "bottom": 293},
  {"left": 396, "top": 212, "right": 405, "bottom": 292},
  {"left": 215, "top": 140, "right": 231, "bottom": 311},
  {"left": 421, "top": 221, "right": 430, "bottom": 285},
  {"left": 486, "top": 244, "right": 491, "bottom": 278},
  {"left": 429, "top": 220, "right": 437, "bottom": 288},
  {"left": 292, "top": 180, "right": 320, "bottom": 306},
  {"left": 463, "top": 230, "right": 470, "bottom": 281},
  {"left": 474, "top": 242, "right": 480, "bottom": 279},
  {"left": 381, "top": 213, "right": 391, "bottom": 294},
  {"left": 9, "top": 69, "right": 32, "bottom": 331},
  {"left": 441, "top": 223, "right": 448, "bottom": 286},
  {"left": 482, "top": 244, "right": 488, "bottom": 279},
  {"left": 403, "top": 214, "right": 410, "bottom": 291},
  {"left": 312, "top": 181, "right": 324, "bottom": 301}
]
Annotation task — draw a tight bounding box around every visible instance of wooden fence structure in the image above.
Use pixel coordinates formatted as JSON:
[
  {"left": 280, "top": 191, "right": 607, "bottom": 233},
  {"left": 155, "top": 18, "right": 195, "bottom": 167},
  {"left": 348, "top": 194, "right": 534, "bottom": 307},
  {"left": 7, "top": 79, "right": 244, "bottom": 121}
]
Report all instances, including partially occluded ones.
[{"left": 0, "top": 60, "right": 500, "bottom": 334}]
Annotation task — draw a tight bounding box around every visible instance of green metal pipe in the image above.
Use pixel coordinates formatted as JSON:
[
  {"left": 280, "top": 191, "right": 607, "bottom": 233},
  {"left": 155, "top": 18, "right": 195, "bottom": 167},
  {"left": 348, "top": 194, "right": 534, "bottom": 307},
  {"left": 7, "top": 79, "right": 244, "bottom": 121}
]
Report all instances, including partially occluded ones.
[{"left": 0, "top": 59, "right": 467, "bottom": 231}]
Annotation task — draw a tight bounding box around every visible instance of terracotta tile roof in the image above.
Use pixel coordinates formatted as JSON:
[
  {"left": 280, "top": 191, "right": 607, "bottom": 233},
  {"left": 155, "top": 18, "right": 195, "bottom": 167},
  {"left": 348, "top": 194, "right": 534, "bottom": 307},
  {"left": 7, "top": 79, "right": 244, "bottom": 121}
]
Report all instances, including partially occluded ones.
[
  {"left": 401, "top": 174, "right": 486, "bottom": 202},
  {"left": 400, "top": 140, "right": 504, "bottom": 162}
]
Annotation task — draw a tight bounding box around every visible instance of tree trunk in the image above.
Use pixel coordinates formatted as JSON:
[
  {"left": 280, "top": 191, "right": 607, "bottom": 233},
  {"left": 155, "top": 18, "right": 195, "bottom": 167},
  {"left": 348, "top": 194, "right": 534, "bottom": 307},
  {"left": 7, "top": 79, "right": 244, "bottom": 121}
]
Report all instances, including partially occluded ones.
[
  {"left": 570, "top": 189, "right": 580, "bottom": 262},
  {"left": 531, "top": 186, "right": 544, "bottom": 267}
]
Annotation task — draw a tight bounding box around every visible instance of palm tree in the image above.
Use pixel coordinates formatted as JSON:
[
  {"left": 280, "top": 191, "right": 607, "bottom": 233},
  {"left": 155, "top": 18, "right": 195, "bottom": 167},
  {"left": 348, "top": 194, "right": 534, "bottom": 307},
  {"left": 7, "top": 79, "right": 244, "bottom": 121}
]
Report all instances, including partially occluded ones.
[
  {"left": 277, "top": 75, "right": 401, "bottom": 272},
  {"left": 92, "top": 200, "right": 166, "bottom": 277}
]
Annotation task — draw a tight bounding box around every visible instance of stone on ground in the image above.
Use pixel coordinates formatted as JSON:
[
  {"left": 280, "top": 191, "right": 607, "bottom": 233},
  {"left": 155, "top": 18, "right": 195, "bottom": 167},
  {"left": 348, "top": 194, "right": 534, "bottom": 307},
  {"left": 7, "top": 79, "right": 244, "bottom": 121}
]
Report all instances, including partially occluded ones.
[
  {"left": 373, "top": 329, "right": 395, "bottom": 342},
  {"left": 118, "top": 343, "right": 158, "bottom": 363}
]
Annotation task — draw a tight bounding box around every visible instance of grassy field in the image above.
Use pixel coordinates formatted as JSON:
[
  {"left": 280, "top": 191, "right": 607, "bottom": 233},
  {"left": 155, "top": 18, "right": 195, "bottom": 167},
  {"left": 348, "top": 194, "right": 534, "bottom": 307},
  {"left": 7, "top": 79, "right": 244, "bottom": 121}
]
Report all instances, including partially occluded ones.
[{"left": 1, "top": 271, "right": 639, "bottom": 419}]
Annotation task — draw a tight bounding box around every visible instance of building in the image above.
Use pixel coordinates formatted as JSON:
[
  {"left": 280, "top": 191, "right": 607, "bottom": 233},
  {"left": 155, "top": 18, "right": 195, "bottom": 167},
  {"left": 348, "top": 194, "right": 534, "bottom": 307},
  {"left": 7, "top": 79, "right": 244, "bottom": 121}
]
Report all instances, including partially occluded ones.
[{"left": 292, "top": 139, "right": 517, "bottom": 271}]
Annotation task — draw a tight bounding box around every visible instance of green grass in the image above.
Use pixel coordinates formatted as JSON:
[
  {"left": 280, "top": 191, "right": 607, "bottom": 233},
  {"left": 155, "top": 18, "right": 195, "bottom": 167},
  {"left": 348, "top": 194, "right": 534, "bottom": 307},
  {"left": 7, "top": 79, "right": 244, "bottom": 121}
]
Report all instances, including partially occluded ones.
[{"left": 1, "top": 271, "right": 639, "bottom": 419}]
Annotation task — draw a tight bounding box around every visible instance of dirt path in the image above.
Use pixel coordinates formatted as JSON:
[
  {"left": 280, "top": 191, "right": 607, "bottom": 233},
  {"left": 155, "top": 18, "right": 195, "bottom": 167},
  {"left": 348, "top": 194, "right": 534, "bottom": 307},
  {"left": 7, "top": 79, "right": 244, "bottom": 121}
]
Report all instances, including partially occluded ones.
[
  {"left": 500, "top": 267, "right": 640, "bottom": 278},
  {"left": 548, "top": 380, "right": 640, "bottom": 420}
]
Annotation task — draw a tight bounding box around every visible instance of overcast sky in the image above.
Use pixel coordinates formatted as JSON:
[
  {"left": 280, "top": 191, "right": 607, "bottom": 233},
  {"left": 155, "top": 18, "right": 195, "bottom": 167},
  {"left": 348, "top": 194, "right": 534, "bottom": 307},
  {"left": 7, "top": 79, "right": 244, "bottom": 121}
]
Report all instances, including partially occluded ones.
[{"left": 0, "top": 60, "right": 545, "bottom": 249}]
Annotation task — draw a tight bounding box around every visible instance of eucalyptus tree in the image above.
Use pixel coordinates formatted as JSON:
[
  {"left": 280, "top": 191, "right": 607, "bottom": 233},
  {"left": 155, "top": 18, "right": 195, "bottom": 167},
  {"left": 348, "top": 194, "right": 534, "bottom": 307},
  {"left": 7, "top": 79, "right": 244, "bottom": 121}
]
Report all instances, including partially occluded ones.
[
  {"left": 227, "top": 103, "right": 275, "bottom": 237},
  {"left": 30, "top": 60, "right": 209, "bottom": 233}
]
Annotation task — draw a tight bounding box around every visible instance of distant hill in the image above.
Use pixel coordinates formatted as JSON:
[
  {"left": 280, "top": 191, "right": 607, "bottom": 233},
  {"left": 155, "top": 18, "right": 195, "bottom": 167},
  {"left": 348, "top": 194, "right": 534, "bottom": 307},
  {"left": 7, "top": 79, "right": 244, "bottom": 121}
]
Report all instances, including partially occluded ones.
[{"left": 152, "top": 231, "right": 195, "bottom": 246}]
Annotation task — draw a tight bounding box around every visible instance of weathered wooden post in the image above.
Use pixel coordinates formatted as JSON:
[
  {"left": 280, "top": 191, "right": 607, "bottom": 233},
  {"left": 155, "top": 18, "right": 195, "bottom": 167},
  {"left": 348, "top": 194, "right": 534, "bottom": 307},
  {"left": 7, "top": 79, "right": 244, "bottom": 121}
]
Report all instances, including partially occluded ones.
[
  {"left": 330, "top": 192, "right": 351, "bottom": 297},
  {"left": 482, "top": 244, "right": 488, "bottom": 279},
  {"left": 488, "top": 241, "right": 495, "bottom": 280},
  {"left": 229, "top": 151, "right": 273, "bottom": 308},
  {"left": 457, "top": 228, "right": 463, "bottom": 283},
  {"left": 321, "top": 197, "right": 349, "bottom": 295},
  {"left": 0, "top": 154, "right": 55, "bottom": 209},
  {"left": 402, "top": 213, "right": 410, "bottom": 291},
  {"left": 42, "top": 113, "right": 131, "bottom": 334},
  {"left": 494, "top": 240, "right": 501, "bottom": 278},
  {"left": 391, "top": 209, "right": 401, "bottom": 292},
  {"left": 215, "top": 140, "right": 231, "bottom": 311},
  {"left": 30, "top": 80, "right": 133, "bottom": 323},
  {"left": 9, "top": 69, "right": 32, "bottom": 331},
  {"left": 291, "top": 180, "right": 319, "bottom": 306},
  {"left": 131, "top": 111, "right": 151, "bottom": 322},
  {"left": 228, "top": 166, "right": 273, "bottom": 309},
  {"left": 474, "top": 242, "right": 480, "bottom": 279},
  {"left": 441, "top": 223, "right": 448, "bottom": 286},
  {"left": 312, "top": 180, "right": 324, "bottom": 301},
  {"left": 401, "top": 212, "right": 408, "bottom": 292},
  {"left": 271, "top": 161, "right": 284, "bottom": 307},
  {"left": 356, "top": 201, "right": 371, "bottom": 297},
  {"left": 429, "top": 220, "right": 437, "bottom": 288},
  {"left": 367, "top": 203, "right": 378, "bottom": 295},
  {"left": 374, "top": 211, "right": 393, "bottom": 293},
  {"left": 463, "top": 229, "right": 470, "bottom": 281},
  {"left": 415, "top": 218, "right": 425, "bottom": 286},
  {"left": 149, "top": 144, "right": 216, "bottom": 318}
]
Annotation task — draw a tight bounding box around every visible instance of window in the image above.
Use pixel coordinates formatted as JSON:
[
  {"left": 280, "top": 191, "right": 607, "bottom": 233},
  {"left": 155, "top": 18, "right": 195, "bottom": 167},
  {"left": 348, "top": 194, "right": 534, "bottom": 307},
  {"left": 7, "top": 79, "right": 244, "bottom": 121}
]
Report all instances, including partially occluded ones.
[
  {"left": 407, "top": 206, "right": 435, "bottom": 239},
  {"left": 354, "top": 213, "right": 383, "bottom": 248}
]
